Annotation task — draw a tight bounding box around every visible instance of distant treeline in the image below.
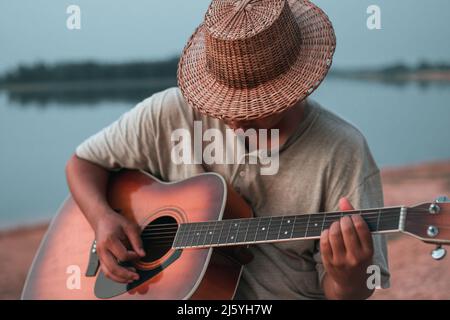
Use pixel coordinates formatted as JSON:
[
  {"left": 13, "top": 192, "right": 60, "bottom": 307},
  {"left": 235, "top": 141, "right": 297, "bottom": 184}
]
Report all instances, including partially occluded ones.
[
  {"left": 1, "top": 58, "right": 450, "bottom": 84},
  {"left": 0, "top": 57, "right": 179, "bottom": 84},
  {"left": 331, "top": 61, "right": 450, "bottom": 77}
]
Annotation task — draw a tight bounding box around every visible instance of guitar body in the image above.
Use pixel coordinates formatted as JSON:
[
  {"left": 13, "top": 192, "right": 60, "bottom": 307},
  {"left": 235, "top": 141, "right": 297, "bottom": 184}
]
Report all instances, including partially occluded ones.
[{"left": 22, "top": 170, "right": 253, "bottom": 300}]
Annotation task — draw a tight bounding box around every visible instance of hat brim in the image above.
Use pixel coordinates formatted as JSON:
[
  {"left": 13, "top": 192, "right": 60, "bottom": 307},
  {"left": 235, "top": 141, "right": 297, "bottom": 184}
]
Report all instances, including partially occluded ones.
[{"left": 177, "top": 0, "right": 336, "bottom": 121}]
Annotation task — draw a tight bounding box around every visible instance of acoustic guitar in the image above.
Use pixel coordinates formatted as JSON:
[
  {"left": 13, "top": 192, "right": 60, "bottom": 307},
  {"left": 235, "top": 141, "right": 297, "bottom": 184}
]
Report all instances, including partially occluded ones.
[{"left": 22, "top": 170, "right": 450, "bottom": 299}]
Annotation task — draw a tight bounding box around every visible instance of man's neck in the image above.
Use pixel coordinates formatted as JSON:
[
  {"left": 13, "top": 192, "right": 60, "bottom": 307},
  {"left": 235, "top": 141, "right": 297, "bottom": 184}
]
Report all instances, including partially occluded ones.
[{"left": 259, "top": 99, "right": 307, "bottom": 151}]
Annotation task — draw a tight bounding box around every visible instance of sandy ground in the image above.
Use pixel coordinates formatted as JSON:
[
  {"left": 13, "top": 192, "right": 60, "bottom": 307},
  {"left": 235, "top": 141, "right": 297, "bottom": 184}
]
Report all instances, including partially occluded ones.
[{"left": 1, "top": 161, "right": 449, "bottom": 300}]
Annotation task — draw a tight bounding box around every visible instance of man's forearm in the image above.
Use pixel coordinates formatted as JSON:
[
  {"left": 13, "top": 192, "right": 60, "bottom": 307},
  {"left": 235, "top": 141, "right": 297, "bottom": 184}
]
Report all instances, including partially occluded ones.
[
  {"left": 65, "top": 154, "right": 112, "bottom": 230},
  {"left": 322, "top": 273, "right": 374, "bottom": 300}
]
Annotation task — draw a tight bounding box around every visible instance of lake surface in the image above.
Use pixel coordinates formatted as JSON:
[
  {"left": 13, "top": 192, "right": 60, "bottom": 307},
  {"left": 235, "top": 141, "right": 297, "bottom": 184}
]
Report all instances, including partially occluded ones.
[{"left": 1, "top": 78, "right": 449, "bottom": 229}]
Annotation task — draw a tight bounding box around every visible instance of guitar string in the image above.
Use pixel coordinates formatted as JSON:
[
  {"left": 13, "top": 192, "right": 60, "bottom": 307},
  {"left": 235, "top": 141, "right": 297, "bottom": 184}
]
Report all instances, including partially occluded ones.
[
  {"left": 139, "top": 213, "right": 434, "bottom": 241},
  {"left": 142, "top": 215, "right": 450, "bottom": 246},
  {"left": 141, "top": 212, "right": 402, "bottom": 237},
  {"left": 138, "top": 208, "right": 430, "bottom": 236},
  {"left": 136, "top": 221, "right": 450, "bottom": 248},
  {"left": 137, "top": 207, "right": 433, "bottom": 234},
  {"left": 139, "top": 209, "right": 406, "bottom": 234},
  {"left": 138, "top": 211, "right": 406, "bottom": 242},
  {"left": 141, "top": 213, "right": 406, "bottom": 239},
  {"left": 141, "top": 222, "right": 450, "bottom": 247}
]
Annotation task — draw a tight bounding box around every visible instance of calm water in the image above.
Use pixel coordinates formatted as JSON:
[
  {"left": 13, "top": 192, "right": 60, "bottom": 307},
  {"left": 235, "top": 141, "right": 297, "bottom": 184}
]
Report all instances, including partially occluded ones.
[{"left": 1, "top": 79, "right": 450, "bottom": 229}]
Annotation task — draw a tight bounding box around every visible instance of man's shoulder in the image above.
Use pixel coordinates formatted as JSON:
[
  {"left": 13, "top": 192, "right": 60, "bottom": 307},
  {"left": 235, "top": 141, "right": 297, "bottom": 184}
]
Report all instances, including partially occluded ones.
[
  {"left": 138, "top": 87, "right": 218, "bottom": 130},
  {"left": 310, "top": 100, "right": 369, "bottom": 153},
  {"left": 139, "top": 86, "right": 188, "bottom": 113}
]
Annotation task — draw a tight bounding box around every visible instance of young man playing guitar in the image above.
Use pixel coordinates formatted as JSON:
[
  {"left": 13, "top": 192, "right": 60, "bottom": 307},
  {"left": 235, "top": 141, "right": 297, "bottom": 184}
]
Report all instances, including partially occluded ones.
[{"left": 65, "top": 0, "right": 390, "bottom": 299}]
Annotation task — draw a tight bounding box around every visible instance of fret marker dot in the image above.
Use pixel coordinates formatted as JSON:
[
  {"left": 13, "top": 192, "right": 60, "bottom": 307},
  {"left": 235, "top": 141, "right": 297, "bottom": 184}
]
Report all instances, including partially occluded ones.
[
  {"left": 262, "top": 227, "right": 265, "bottom": 231},
  {"left": 284, "top": 231, "right": 288, "bottom": 235},
  {"left": 231, "top": 236, "right": 234, "bottom": 239},
  {"left": 209, "top": 231, "right": 212, "bottom": 235},
  {"left": 314, "top": 223, "right": 318, "bottom": 227},
  {"left": 234, "top": 223, "right": 238, "bottom": 227},
  {"left": 287, "top": 220, "right": 291, "bottom": 223},
  {"left": 196, "top": 232, "right": 200, "bottom": 236}
]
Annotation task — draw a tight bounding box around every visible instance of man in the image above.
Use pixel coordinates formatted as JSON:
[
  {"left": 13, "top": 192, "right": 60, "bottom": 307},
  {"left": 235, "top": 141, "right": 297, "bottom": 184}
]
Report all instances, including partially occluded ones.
[{"left": 66, "top": 0, "right": 389, "bottom": 299}]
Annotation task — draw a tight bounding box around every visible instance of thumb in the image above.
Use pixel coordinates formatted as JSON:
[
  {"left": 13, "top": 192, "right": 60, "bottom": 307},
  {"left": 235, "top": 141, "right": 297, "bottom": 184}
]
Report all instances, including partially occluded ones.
[
  {"left": 124, "top": 224, "right": 146, "bottom": 257},
  {"left": 339, "top": 197, "right": 354, "bottom": 211}
]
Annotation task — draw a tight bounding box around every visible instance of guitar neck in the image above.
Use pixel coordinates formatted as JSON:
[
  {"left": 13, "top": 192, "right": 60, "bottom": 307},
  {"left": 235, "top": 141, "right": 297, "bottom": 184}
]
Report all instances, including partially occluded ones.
[{"left": 172, "top": 206, "right": 406, "bottom": 249}]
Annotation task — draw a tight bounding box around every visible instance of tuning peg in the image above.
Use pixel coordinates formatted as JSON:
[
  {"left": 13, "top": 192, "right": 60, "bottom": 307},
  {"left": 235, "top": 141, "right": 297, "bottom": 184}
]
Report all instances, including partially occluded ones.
[
  {"left": 435, "top": 196, "right": 449, "bottom": 203},
  {"left": 431, "top": 245, "right": 446, "bottom": 260}
]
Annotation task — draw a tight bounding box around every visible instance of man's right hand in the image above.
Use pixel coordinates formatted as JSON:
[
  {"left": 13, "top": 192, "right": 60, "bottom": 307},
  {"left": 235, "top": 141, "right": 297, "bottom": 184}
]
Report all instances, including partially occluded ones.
[
  {"left": 65, "top": 155, "right": 146, "bottom": 283},
  {"left": 94, "top": 210, "right": 146, "bottom": 283}
]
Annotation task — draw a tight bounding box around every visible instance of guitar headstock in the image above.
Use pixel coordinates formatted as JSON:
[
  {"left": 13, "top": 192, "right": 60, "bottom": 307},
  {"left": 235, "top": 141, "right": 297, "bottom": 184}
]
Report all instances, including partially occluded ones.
[{"left": 402, "top": 196, "right": 450, "bottom": 260}]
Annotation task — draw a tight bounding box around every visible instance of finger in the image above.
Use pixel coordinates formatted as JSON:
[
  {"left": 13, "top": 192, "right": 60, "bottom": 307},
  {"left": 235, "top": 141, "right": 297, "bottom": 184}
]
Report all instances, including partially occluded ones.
[
  {"left": 97, "top": 247, "right": 135, "bottom": 283},
  {"left": 339, "top": 197, "right": 354, "bottom": 211},
  {"left": 124, "top": 224, "right": 146, "bottom": 257},
  {"left": 328, "top": 221, "right": 346, "bottom": 258},
  {"left": 351, "top": 215, "right": 374, "bottom": 254},
  {"left": 102, "top": 250, "right": 139, "bottom": 283},
  {"left": 109, "top": 238, "right": 140, "bottom": 262},
  {"left": 340, "top": 215, "right": 362, "bottom": 253},
  {"left": 320, "top": 229, "right": 333, "bottom": 262},
  {"left": 100, "top": 264, "right": 127, "bottom": 284}
]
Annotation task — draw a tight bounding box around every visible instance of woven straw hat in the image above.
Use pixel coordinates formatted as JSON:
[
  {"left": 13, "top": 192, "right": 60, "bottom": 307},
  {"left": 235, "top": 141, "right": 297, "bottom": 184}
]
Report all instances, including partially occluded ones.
[{"left": 177, "top": 0, "right": 336, "bottom": 121}]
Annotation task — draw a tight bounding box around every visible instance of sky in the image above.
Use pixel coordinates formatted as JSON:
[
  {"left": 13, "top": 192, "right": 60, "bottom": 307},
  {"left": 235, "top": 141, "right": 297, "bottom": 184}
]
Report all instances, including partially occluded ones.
[{"left": 1, "top": 0, "right": 449, "bottom": 74}]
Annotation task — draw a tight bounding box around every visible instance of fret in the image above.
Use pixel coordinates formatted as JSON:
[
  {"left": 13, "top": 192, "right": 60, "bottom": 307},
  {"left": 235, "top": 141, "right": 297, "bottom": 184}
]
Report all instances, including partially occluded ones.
[
  {"left": 306, "top": 214, "right": 325, "bottom": 238},
  {"left": 204, "top": 221, "right": 216, "bottom": 245},
  {"left": 363, "top": 213, "right": 378, "bottom": 232},
  {"left": 219, "top": 220, "right": 232, "bottom": 245},
  {"left": 198, "top": 222, "right": 208, "bottom": 246},
  {"left": 376, "top": 209, "right": 381, "bottom": 231},
  {"left": 236, "top": 219, "right": 250, "bottom": 243},
  {"left": 247, "top": 217, "right": 262, "bottom": 243},
  {"left": 200, "top": 222, "right": 210, "bottom": 246},
  {"left": 227, "top": 221, "right": 240, "bottom": 243},
  {"left": 320, "top": 213, "right": 326, "bottom": 233},
  {"left": 180, "top": 223, "right": 190, "bottom": 247},
  {"left": 265, "top": 217, "right": 273, "bottom": 240},
  {"left": 185, "top": 223, "right": 196, "bottom": 247},
  {"left": 173, "top": 223, "right": 184, "bottom": 247},
  {"left": 277, "top": 216, "right": 294, "bottom": 240},
  {"left": 255, "top": 217, "right": 271, "bottom": 242},
  {"left": 261, "top": 216, "right": 283, "bottom": 241},
  {"left": 291, "top": 214, "right": 310, "bottom": 239},
  {"left": 321, "top": 215, "right": 331, "bottom": 231},
  {"left": 267, "top": 216, "right": 284, "bottom": 240},
  {"left": 291, "top": 215, "right": 297, "bottom": 238},
  {"left": 304, "top": 214, "right": 311, "bottom": 237},
  {"left": 213, "top": 220, "right": 225, "bottom": 245},
  {"left": 378, "top": 209, "right": 401, "bottom": 231},
  {"left": 192, "top": 222, "right": 205, "bottom": 247},
  {"left": 276, "top": 216, "right": 283, "bottom": 240}
]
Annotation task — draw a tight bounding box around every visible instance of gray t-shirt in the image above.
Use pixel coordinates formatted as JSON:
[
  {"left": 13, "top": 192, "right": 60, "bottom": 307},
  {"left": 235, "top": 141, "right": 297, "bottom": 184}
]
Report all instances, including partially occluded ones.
[{"left": 76, "top": 87, "right": 390, "bottom": 299}]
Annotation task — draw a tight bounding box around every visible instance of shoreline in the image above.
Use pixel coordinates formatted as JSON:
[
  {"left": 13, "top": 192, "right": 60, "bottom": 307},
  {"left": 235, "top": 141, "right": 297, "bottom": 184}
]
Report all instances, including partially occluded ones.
[
  {"left": 1, "top": 70, "right": 449, "bottom": 93},
  {"left": 1, "top": 160, "right": 449, "bottom": 299}
]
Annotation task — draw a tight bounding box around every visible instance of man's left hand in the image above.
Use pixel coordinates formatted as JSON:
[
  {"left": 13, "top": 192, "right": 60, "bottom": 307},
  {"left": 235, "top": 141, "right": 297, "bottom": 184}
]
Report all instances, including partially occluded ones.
[{"left": 320, "top": 197, "right": 374, "bottom": 299}]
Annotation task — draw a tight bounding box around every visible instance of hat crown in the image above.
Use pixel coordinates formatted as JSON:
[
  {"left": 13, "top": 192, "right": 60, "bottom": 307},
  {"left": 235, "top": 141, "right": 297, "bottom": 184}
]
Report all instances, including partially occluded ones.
[
  {"left": 204, "top": 0, "right": 302, "bottom": 88},
  {"left": 205, "top": 0, "right": 285, "bottom": 40}
]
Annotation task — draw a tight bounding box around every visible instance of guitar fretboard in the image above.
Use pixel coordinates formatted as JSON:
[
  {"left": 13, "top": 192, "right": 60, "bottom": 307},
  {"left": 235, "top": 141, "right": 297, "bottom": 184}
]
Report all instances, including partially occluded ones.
[{"left": 172, "top": 207, "right": 403, "bottom": 249}]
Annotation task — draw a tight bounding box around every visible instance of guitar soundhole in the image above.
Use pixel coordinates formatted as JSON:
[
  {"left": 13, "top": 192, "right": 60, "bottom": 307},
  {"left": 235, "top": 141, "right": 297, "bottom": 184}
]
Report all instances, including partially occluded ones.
[{"left": 140, "top": 216, "right": 178, "bottom": 263}]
